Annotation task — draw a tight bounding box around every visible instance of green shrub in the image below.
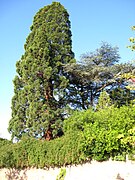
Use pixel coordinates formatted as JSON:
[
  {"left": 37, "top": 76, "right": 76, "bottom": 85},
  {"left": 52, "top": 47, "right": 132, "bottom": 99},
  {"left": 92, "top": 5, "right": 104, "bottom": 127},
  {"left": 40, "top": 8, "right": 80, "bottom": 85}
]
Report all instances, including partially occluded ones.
[
  {"left": 80, "top": 106, "right": 135, "bottom": 161},
  {"left": 0, "top": 132, "right": 85, "bottom": 168},
  {"left": 0, "top": 138, "right": 12, "bottom": 146},
  {"left": 63, "top": 108, "right": 95, "bottom": 133},
  {"left": 0, "top": 105, "right": 135, "bottom": 168},
  {"left": 0, "top": 138, "right": 14, "bottom": 168},
  {"left": 0, "top": 144, "right": 15, "bottom": 168}
]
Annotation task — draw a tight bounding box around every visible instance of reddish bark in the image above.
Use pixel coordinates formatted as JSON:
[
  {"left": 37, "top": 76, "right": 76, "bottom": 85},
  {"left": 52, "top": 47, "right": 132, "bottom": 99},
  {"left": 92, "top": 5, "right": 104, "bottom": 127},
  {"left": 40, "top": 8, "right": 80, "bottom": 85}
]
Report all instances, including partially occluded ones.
[
  {"left": 43, "top": 80, "right": 54, "bottom": 140},
  {"left": 45, "top": 85, "right": 53, "bottom": 101},
  {"left": 44, "top": 129, "right": 53, "bottom": 141}
]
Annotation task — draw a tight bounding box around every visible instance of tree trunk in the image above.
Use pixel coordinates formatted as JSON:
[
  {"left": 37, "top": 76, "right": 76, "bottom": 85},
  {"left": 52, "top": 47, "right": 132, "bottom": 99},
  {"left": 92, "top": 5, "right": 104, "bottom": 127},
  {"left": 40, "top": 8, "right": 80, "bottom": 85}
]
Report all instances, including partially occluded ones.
[
  {"left": 81, "top": 85, "right": 86, "bottom": 109},
  {"left": 44, "top": 79, "right": 54, "bottom": 140},
  {"left": 44, "top": 129, "right": 53, "bottom": 141},
  {"left": 90, "top": 90, "right": 94, "bottom": 106}
]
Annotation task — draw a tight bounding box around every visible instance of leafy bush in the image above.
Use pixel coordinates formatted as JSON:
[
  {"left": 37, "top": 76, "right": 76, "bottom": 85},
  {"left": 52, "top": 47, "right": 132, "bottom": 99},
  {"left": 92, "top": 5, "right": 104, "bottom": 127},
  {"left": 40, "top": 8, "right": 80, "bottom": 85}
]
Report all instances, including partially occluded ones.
[
  {"left": 0, "top": 132, "right": 85, "bottom": 168},
  {"left": 0, "top": 138, "right": 14, "bottom": 168},
  {"left": 63, "top": 108, "right": 95, "bottom": 133},
  {"left": 64, "top": 105, "right": 135, "bottom": 161},
  {"left": 0, "top": 138, "right": 12, "bottom": 147},
  {"left": 1, "top": 105, "right": 135, "bottom": 168},
  {"left": 80, "top": 106, "right": 135, "bottom": 161}
]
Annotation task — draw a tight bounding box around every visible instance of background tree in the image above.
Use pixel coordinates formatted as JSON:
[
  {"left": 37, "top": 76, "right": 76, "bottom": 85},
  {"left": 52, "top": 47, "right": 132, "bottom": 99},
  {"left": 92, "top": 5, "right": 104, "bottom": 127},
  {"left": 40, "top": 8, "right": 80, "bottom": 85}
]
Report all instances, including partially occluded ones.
[
  {"left": 64, "top": 42, "right": 135, "bottom": 109},
  {"left": 8, "top": 2, "right": 75, "bottom": 140},
  {"left": 110, "top": 87, "right": 134, "bottom": 107}
]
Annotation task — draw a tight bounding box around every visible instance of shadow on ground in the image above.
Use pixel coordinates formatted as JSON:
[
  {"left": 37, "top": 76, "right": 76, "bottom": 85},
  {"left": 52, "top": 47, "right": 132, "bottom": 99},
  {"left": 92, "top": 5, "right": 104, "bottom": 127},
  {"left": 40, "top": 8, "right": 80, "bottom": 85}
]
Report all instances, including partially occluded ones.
[{"left": 5, "top": 168, "right": 27, "bottom": 180}]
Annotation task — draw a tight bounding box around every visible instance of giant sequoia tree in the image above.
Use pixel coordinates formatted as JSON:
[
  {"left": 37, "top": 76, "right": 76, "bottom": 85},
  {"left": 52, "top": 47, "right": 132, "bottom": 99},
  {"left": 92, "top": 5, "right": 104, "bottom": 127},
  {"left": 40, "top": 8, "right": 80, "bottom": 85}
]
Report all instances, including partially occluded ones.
[{"left": 8, "top": 2, "right": 75, "bottom": 140}]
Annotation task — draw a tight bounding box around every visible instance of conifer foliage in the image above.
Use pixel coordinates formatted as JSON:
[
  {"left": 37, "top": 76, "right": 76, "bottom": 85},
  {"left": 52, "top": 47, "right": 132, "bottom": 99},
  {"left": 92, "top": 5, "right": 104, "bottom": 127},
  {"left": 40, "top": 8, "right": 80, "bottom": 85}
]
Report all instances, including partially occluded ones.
[{"left": 8, "top": 2, "right": 75, "bottom": 140}]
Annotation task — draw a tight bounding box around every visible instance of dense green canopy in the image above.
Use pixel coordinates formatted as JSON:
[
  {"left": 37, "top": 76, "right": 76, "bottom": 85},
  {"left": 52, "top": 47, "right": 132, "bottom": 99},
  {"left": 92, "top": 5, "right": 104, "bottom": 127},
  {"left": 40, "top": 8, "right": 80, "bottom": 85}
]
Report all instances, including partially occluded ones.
[{"left": 8, "top": 2, "right": 75, "bottom": 140}]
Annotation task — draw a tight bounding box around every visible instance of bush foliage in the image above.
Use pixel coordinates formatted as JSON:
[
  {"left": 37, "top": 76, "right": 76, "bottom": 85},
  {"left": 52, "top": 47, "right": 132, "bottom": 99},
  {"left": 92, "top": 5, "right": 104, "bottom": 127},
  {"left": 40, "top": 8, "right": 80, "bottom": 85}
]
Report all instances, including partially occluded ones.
[
  {"left": 0, "top": 132, "right": 84, "bottom": 169},
  {"left": 1, "top": 105, "right": 135, "bottom": 168}
]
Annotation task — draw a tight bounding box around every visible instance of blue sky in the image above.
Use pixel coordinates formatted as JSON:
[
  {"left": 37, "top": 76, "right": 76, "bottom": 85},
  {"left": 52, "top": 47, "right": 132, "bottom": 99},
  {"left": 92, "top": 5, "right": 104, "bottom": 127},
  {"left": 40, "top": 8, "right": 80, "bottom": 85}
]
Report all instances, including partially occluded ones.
[{"left": 0, "top": 0, "right": 135, "bottom": 139}]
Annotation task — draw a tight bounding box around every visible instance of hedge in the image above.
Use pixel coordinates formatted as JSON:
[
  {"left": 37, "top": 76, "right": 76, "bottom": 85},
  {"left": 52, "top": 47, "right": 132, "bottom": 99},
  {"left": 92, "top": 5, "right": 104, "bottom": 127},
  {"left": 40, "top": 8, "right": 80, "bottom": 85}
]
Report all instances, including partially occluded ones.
[{"left": 0, "top": 105, "right": 135, "bottom": 168}]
